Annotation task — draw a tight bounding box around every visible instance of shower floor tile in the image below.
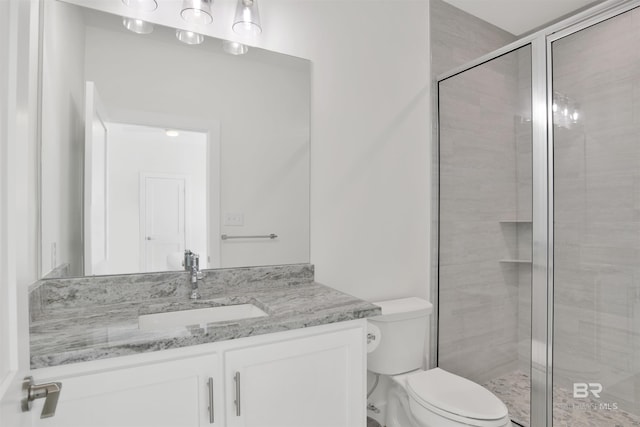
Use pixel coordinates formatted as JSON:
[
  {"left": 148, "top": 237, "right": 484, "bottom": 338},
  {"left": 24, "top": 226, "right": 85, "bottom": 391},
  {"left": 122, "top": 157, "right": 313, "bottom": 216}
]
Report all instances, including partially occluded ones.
[
  {"left": 483, "top": 370, "right": 640, "bottom": 427},
  {"left": 483, "top": 370, "right": 531, "bottom": 426}
]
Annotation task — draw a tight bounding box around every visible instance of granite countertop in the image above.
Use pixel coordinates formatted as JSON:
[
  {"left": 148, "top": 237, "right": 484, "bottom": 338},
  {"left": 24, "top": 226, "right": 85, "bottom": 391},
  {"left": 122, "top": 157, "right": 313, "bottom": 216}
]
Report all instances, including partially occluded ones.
[{"left": 29, "top": 265, "right": 381, "bottom": 369}]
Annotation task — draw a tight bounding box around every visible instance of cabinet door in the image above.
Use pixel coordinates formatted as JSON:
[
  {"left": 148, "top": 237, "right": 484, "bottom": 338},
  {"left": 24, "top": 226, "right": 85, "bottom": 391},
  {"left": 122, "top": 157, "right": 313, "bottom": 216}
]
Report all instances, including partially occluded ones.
[
  {"left": 31, "top": 354, "right": 221, "bottom": 427},
  {"left": 225, "top": 327, "right": 365, "bottom": 427}
]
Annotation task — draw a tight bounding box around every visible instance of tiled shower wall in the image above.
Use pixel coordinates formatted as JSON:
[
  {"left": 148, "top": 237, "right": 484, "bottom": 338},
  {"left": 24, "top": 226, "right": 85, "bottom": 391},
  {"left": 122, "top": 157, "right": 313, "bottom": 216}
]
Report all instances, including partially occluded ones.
[
  {"left": 430, "top": 0, "right": 516, "bottom": 77},
  {"left": 552, "top": 7, "right": 640, "bottom": 416},
  {"left": 436, "top": 1, "right": 640, "bottom": 421},
  {"left": 438, "top": 47, "right": 533, "bottom": 383},
  {"left": 432, "top": 0, "right": 526, "bottom": 383}
]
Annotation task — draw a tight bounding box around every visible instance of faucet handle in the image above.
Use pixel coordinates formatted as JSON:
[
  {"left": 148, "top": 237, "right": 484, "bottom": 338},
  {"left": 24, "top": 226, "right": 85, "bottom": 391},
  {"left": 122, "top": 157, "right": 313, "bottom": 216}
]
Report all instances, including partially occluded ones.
[
  {"left": 192, "top": 254, "right": 204, "bottom": 279},
  {"left": 183, "top": 249, "right": 194, "bottom": 270}
]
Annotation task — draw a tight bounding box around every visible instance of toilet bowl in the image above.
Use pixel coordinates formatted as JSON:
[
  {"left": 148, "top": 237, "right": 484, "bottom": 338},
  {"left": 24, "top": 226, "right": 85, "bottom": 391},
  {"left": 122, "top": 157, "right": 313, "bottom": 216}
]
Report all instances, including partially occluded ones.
[
  {"left": 387, "top": 369, "right": 511, "bottom": 427},
  {"left": 367, "top": 298, "right": 511, "bottom": 427}
]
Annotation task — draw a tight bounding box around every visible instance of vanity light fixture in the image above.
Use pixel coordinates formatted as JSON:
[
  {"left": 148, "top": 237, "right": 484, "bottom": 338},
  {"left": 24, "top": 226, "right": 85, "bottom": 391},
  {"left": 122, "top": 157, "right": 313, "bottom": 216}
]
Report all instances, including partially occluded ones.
[
  {"left": 122, "top": 0, "right": 158, "bottom": 12},
  {"left": 181, "top": 0, "right": 213, "bottom": 25},
  {"left": 165, "top": 129, "right": 180, "bottom": 137},
  {"left": 233, "top": 0, "right": 262, "bottom": 37},
  {"left": 176, "top": 29, "right": 205, "bottom": 45},
  {"left": 122, "top": 17, "right": 154, "bottom": 34},
  {"left": 222, "top": 40, "right": 249, "bottom": 55}
]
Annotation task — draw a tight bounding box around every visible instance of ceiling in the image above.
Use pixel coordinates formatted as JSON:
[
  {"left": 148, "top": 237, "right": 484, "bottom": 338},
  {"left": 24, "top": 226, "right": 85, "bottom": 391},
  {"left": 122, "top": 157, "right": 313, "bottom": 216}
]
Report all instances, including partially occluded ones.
[{"left": 441, "top": 0, "right": 601, "bottom": 36}]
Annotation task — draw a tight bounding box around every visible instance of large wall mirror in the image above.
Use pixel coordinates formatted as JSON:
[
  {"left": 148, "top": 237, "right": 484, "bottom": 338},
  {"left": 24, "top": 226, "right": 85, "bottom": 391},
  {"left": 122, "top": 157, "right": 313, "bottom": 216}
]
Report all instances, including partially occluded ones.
[{"left": 40, "top": 0, "right": 310, "bottom": 278}]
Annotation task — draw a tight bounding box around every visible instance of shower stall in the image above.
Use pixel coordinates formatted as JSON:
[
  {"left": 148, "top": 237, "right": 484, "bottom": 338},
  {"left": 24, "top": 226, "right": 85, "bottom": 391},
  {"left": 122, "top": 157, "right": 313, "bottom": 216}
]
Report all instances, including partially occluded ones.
[{"left": 434, "top": 1, "right": 640, "bottom": 426}]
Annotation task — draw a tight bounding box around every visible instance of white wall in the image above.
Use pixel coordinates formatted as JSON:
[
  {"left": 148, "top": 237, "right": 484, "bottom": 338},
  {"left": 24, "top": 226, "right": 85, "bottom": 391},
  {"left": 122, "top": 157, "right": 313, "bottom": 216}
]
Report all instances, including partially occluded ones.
[
  {"left": 40, "top": 0, "right": 85, "bottom": 277},
  {"left": 83, "top": 21, "right": 310, "bottom": 269},
  {"left": 258, "top": 1, "right": 432, "bottom": 301},
  {"left": 106, "top": 124, "right": 207, "bottom": 274}
]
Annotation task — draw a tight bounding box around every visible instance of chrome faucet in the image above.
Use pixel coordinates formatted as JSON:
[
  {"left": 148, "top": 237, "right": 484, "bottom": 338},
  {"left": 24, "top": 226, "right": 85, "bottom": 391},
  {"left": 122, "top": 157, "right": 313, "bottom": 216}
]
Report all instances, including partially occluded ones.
[{"left": 185, "top": 251, "right": 204, "bottom": 300}]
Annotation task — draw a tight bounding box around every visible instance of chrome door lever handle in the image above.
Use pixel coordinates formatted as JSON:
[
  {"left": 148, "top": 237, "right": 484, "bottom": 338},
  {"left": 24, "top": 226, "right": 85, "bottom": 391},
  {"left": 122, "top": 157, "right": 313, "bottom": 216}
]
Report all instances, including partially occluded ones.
[{"left": 22, "top": 376, "right": 62, "bottom": 419}]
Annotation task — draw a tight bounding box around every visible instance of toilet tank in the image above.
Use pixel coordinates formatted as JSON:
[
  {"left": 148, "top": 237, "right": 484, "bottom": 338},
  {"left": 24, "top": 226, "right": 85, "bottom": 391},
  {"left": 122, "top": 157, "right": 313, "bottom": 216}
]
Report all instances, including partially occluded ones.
[{"left": 367, "top": 297, "right": 433, "bottom": 375}]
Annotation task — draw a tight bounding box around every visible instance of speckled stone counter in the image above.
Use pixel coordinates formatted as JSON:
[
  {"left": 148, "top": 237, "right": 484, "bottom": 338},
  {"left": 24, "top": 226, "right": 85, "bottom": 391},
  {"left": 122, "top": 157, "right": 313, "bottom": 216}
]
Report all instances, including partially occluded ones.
[{"left": 29, "top": 264, "right": 380, "bottom": 369}]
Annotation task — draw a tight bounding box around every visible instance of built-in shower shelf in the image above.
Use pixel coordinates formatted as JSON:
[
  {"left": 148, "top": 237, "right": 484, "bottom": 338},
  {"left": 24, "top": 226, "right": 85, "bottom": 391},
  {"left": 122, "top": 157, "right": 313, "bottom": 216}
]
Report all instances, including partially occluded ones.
[
  {"left": 499, "top": 220, "right": 532, "bottom": 224},
  {"left": 499, "top": 259, "right": 532, "bottom": 264}
]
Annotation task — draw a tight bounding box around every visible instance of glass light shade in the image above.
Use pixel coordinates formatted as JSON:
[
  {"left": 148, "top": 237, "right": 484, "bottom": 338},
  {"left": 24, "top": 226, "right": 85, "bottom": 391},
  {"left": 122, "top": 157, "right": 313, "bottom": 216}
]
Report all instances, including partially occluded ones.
[
  {"left": 122, "top": 17, "right": 154, "bottom": 34},
  {"left": 222, "top": 40, "right": 249, "bottom": 55},
  {"left": 181, "top": 0, "right": 213, "bottom": 25},
  {"left": 176, "top": 29, "right": 205, "bottom": 45},
  {"left": 233, "top": 0, "right": 262, "bottom": 37},
  {"left": 121, "top": 0, "right": 158, "bottom": 12}
]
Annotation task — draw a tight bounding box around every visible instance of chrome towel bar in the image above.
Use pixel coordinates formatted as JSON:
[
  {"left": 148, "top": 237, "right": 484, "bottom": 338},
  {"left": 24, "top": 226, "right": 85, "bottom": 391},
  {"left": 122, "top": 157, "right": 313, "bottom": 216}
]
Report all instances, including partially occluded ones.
[{"left": 221, "top": 233, "right": 278, "bottom": 240}]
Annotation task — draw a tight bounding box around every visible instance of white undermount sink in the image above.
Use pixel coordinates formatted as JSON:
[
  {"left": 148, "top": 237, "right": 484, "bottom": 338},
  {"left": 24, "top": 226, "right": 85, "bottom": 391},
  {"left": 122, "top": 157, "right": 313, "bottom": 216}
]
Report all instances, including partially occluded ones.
[{"left": 138, "top": 304, "right": 268, "bottom": 330}]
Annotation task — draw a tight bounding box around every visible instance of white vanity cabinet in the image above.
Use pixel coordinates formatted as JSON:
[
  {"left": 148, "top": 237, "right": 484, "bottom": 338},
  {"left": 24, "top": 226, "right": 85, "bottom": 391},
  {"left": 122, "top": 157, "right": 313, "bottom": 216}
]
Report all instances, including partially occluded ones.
[
  {"left": 224, "top": 327, "right": 365, "bottom": 427},
  {"left": 30, "top": 353, "right": 222, "bottom": 427},
  {"left": 30, "top": 320, "right": 366, "bottom": 427}
]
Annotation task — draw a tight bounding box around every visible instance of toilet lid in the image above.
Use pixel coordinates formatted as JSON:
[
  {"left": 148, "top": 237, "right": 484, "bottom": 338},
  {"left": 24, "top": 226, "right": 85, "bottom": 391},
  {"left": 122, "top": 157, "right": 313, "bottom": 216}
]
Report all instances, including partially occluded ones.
[{"left": 407, "top": 368, "right": 508, "bottom": 421}]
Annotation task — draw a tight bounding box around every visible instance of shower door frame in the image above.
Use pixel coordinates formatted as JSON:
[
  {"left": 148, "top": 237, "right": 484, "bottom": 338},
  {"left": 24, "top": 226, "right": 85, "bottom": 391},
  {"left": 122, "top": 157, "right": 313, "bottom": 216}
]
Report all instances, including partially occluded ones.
[{"left": 432, "top": 1, "right": 640, "bottom": 426}]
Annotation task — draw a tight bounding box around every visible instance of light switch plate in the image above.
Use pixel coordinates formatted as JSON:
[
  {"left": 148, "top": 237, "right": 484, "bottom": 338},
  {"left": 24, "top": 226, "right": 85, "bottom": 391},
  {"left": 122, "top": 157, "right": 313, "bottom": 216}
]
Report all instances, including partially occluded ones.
[{"left": 224, "top": 212, "right": 244, "bottom": 226}]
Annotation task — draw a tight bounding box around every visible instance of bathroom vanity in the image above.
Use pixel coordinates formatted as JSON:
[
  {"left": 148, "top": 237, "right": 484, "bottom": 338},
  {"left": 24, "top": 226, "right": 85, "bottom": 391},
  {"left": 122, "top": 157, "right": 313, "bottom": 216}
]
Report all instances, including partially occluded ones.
[
  {"left": 28, "top": 264, "right": 380, "bottom": 426},
  {"left": 22, "top": 2, "right": 375, "bottom": 424}
]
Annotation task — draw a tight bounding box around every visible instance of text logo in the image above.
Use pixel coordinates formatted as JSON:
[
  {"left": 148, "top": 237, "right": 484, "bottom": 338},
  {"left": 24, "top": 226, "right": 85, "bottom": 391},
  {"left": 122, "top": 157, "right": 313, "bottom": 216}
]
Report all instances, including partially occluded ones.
[{"left": 573, "top": 383, "right": 603, "bottom": 398}]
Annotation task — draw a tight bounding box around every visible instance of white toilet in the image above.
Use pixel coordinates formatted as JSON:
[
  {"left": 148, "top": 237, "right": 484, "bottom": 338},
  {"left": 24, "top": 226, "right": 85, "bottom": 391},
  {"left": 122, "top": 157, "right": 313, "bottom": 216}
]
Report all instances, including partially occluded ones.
[{"left": 367, "top": 297, "right": 511, "bottom": 427}]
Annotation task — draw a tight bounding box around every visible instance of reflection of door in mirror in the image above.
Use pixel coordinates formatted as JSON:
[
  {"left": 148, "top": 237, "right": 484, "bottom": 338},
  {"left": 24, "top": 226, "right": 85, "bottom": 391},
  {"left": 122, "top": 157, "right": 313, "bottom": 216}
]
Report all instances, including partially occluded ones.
[
  {"left": 84, "top": 82, "right": 108, "bottom": 276},
  {"left": 103, "top": 123, "right": 208, "bottom": 276},
  {"left": 140, "top": 174, "right": 186, "bottom": 272},
  {"left": 82, "top": 99, "right": 212, "bottom": 276}
]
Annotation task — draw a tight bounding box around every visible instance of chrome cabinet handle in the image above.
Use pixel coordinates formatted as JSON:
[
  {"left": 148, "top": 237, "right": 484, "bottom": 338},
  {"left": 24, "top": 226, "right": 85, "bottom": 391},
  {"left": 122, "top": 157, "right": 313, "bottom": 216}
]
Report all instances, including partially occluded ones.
[
  {"left": 234, "top": 372, "right": 241, "bottom": 416},
  {"left": 207, "top": 377, "right": 214, "bottom": 424},
  {"left": 21, "top": 376, "right": 62, "bottom": 419}
]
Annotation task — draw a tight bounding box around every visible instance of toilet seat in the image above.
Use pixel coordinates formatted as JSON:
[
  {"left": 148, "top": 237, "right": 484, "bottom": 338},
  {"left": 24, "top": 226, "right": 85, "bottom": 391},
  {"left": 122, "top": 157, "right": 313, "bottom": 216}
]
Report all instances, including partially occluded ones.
[{"left": 406, "top": 368, "right": 509, "bottom": 427}]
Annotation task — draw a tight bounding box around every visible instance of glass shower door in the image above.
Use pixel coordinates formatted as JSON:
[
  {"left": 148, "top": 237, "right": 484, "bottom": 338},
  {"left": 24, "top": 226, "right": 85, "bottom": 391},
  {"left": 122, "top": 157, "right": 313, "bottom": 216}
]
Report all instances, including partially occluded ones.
[
  {"left": 551, "top": 6, "right": 640, "bottom": 426},
  {"left": 438, "top": 45, "right": 533, "bottom": 427}
]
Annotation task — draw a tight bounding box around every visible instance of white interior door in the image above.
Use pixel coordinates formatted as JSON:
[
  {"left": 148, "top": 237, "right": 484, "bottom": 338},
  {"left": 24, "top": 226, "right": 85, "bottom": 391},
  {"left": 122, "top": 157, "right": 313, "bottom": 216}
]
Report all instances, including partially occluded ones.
[
  {"left": 140, "top": 174, "right": 187, "bottom": 272},
  {"left": 84, "top": 81, "right": 109, "bottom": 276},
  {"left": 0, "top": 0, "right": 38, "bottom": 426}
]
